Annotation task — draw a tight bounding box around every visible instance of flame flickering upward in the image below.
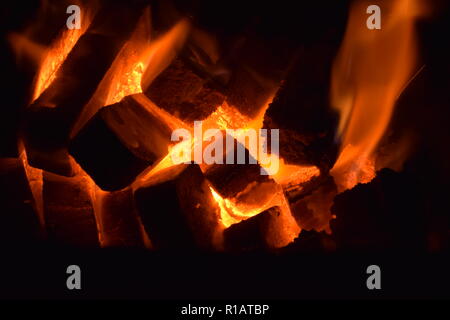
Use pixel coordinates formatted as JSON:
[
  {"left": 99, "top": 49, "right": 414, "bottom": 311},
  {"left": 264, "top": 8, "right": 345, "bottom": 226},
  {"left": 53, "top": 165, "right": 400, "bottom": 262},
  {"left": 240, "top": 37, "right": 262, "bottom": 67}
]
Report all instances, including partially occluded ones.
[
  {"left": 140, "top": 19, "right": 191, "bottom": 92},
  {"left": 330, "top": 0, "right": 425, "bottom": 191}
]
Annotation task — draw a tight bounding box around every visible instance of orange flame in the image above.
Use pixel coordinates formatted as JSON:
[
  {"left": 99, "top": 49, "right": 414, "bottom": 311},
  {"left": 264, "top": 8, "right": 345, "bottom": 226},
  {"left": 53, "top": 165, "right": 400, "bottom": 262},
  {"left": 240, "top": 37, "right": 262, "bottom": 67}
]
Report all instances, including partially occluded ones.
[
  {"left": 140, "top": 19, "right": 191, "bottom": 91},
  {"left": 330, "top": 0, "right": 425, "bottom": 191}
]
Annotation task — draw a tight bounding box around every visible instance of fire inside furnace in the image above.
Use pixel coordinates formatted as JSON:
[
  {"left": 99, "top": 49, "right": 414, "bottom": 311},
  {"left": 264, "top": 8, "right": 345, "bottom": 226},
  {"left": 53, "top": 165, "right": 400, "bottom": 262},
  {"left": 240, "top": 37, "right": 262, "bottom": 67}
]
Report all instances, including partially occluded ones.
[{"left": 5, "top": 0, "right": 429, "bottom": 251}]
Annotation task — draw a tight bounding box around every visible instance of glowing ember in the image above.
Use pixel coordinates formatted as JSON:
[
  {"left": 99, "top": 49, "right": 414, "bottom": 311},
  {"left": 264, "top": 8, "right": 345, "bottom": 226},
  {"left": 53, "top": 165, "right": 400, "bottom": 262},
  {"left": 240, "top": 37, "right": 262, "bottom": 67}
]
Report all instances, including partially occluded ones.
[
  {"left": 331, "top": 145, "right": 376, "bottom": 191},
  {"left": 211, "top": 93, "right": 320, "bottom": 191},
  {"left": 21, "top": 3, "right": 95, "bottom": 102},
  {"left": 104, "top": 7, "right": 151, "bottom": 105},
  {"left": 87, "top": 180, "right": 152, "bottom": 248},
  {"left": 71, "top": 157, "right": 151, "bottom": 248},
  {"left": 32, "top": 27, "right": 87, "bottom": 101},
  {"left": 271, "top": 158, "right": 320, "bottom": 186},
  {"left": 108, "top": 62, "right": 145, "bottom": 104},
  {"left": 89, "top": 15, "right": 190, "bottom": 124},
  {"left": 203, "top": 102, "right": 251, "bottom": 131},
  {"left": 209, "top": 186, "right": 274, "bottom": 228},
  {"left": 210, "top": 179, "right": 300, "bottom": 249},
  {"left": 14, "top": 3, "right": 310, "bottom": 249},
  {"left": 266, "top": 194, "right": 301, "bottom": 248}
]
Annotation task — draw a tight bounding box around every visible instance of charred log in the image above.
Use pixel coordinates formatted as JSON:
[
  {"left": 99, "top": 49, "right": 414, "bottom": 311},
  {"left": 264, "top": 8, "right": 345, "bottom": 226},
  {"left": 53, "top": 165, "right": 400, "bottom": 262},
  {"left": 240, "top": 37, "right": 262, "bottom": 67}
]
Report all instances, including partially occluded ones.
[
  {"left": 280, "top": 229, "right": 336, "bottom": 253},
  {"left": 134, "top": 164, "right": 222, "bottom": 250},
  {"left": 289, "top": 175, "right": 336, "bottom": 233},
  {"left": 95, "top": 187, "right": 145, "bottom": 248},
  {"left": 263, "top": 41, "right": 342, "bottom": 171},
  {"left": 224, "top": 206, "right": 297, "bottom": 251},
  {"left": 330, "top": 168, "right": 427, "bottom": 250},
  {"left": 223, "top": 208, "right": 273, "bottom": 252},
  {"left": 42, "top": 170, "right": 99, "bottom": 247},
  {"left": 0, "top": 158, "right": 43, "bottom": 243}
]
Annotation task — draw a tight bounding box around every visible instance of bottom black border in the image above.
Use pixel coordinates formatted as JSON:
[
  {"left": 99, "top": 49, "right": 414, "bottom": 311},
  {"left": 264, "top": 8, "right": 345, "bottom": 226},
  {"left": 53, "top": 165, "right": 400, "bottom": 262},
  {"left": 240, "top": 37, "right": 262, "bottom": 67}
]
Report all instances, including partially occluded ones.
[{"left": 0, "top": 246, "right": 448, "bottom": 300}]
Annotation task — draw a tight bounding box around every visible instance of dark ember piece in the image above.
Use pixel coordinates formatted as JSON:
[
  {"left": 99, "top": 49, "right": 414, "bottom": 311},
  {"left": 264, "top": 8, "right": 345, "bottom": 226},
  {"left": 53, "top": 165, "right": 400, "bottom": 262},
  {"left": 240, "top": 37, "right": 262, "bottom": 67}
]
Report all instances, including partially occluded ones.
[
  {"left": 42, "top": 171, "right": 99, "bottom": 247},
  {"left": 280, "top": 229, "right": 336, "bottom": 253},
  {"left": 0, "top": 158, "right": 42, "bottom": 243},
  {"left": 289, "top": 176, "right": 337, "bottom": 233},
  {"left": 263, "top": 42, "right": 342, "bottom": 171},
  {"left": 331, "top": 169, "right": 426, "bottom": 250},
  {"left": 95, "top": 187, "right": 146, "bottom": 248},
  {"left": 225, "top": 65, "right": 277, "bottom": 119},
  {"left": 70, "top": 93, "right": 186, "bottom": 191},
  {"left": 224, "top": 206, "right": 289, "bottom": 251},
  {"left": 134, "top": 164, "right": 222, "bottom": 250},
  {"left": 145, "top": 59, "right": 225, "bottom": 124}
]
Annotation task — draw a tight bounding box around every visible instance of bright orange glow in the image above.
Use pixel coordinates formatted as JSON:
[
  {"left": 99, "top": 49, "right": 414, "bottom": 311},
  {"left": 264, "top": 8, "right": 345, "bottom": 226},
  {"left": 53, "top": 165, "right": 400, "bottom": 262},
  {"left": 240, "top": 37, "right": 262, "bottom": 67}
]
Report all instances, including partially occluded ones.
[
  {"left": 32, "top": 27, "right": 88, "bottom": 101},
  {"left": 72, "top": 10, "right": 189, "bottom": 138},
  {"left": 107, "top": 62, "right": 146, "bottom": 104},
  {"left": 70, "top": 8, "right": 152, "bottom": 137},
  {"left": 212, "top": 183, "right": 300, "bottom": 247},
  {"left": 127, "top": 95, "right": 190, "bottom": 189},
  {"left": 132, "top": 151, "right": 187, "bottom": 189},
  {"left": 13, "top": 3, "right": 96, "bottom": 102},
  {"left": 104, "top": 7, "right": 152, "bottom": 104},
  {"left": 330, "top": 0, "right": 425, "bottom": 191},
  {"left": 203, "top": 102, "right": 251, "bottom": 131},
  {"left": 9, "top": 1, "right": 316, "bottom": 250},
  {"left": 201, "top": 89, "right": 276, "bottom": 135},
  {"left": 210, "top": 185, "right": 278, "bottom": 228},
  {"left": 210, "top": 182, "right": 300, "bottom": 248},
  {"left": 101, "top": 15, "right": 190, "bottom": 108},
  {"left": 212, "top": 93, "right": 319, "bottom": 190},
  {"left": 271, "top": 159, "right": 320, "bottom": 186},
  {"left": 9, "top": 28, "right": 86, "bottom": 103},
  {"left": 71, "top": 156, "right": 151, "bottom": 248},
  {"left": 163, "top": 87, "right": 304, "bottom": 244},
  {"left": 265, "top": 194, "right": 301, "bottom": 248}
]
